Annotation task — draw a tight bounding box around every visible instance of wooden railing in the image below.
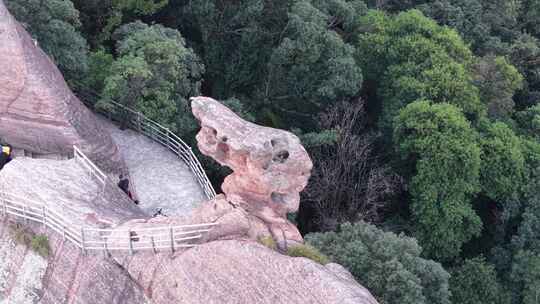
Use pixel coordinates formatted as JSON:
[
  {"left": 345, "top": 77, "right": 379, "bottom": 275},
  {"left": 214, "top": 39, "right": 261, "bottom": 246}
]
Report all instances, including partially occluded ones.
[
  {"left": 95, "top": 100, "right": 217, "bottom": 200},
  {"left": 0, "top": 191, "right": 217, "bottom": 255}
]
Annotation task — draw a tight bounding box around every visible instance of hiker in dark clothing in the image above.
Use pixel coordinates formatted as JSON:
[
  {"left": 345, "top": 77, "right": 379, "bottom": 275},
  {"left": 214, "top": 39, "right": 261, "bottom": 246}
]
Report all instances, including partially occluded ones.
[
  {"left": 118, "top": 174, "right": 130, "bottom": 195},
  {"left": 153, "top": 208, "right": 166, "bottom": 217},
  {"left": 118, "top": 174, "right": 139, "bottom": 205},
  {"left": 0, "top": 153, "right": 8, "bottom": 170}
]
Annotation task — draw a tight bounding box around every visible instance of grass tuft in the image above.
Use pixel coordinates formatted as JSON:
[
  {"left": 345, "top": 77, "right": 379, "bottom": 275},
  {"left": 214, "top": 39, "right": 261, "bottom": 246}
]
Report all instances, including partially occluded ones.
[{"left": 287, "top": 244, "right": 330, "bottom": 265}]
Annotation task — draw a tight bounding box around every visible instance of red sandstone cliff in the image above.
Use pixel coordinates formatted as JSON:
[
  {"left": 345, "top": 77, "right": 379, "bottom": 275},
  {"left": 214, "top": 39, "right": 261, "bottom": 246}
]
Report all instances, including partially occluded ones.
[{"left": 0, "top": 0, "right": 123, "bottom": 172}]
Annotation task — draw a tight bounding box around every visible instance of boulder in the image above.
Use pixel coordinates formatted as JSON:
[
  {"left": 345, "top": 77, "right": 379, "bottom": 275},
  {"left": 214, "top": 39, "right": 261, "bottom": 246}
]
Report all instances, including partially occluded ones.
[
  {"left": 0, "top": 1, "right": 123, "bottom": 172},
  {"left": 191, "top": 97, "right": 313, "bottom": 247}
]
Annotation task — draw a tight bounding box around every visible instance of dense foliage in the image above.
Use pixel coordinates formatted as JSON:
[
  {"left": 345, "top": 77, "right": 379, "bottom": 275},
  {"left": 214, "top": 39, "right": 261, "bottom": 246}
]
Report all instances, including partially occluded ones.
[
  {"left": 6, "top": 0, "right": 540, "bottom": 302},
  {"left": 307, "top": 222, "right": 451, "bottom": 304},
  {"left": 394, "top": 101, "right": 482, "bottom": 260}
]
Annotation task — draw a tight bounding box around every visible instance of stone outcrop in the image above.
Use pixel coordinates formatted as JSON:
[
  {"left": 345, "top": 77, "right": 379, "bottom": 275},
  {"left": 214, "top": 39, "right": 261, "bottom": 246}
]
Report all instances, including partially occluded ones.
[
  {"left": 0, "top": 111, "right": 380, "bottom": 304},
  {"left": 191, "top": 97, "right": 313, "bottom": 247},
  {"left": 0, "top": 1, "right": 123, "bottom": 172},
  {"left": 0, "top": 216, "right": 378, "bottom": 304},
  {"left": 109, "top": 240, "right": 379, "bottom": 304},
  {"left": 0, "top": 219, "right": 148, "bottom": 304}
]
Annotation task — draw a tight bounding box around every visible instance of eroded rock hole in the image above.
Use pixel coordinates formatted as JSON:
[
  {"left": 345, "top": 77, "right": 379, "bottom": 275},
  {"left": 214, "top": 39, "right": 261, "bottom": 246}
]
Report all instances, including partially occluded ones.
[
  {"left": 271, "top": 192, "right": 286, "bottom": 204},
  {"left": 272, "top": 150, "right": 289, "bottom": 163},
  {"left": 270, "top": 138, "right": 287, "bottom": 148},
  {"left": 217, "top": 142, "right": 229, "bottom": 159}
]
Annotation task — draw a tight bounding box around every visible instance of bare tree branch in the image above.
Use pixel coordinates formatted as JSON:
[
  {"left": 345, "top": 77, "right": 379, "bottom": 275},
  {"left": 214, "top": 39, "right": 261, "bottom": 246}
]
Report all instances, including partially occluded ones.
[{"left": 302, "top": 100, "right": 403, "bottom": 231}]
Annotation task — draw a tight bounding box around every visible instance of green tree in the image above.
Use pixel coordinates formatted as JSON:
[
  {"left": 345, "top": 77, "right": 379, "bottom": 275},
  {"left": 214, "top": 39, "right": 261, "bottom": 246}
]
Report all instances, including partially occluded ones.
[
  {"left": 450, "top": 257, "right": 508, "bottom": 304},
  {"left": 80, "top": 49, "right": 115, "bottom": 103},
  {"left": 516, "top": 104, "right": 540, "bottom": 139},
  {"left": 418, "top": 0, "right": 521, "bottom": 56},
  {"left": 511, "top": 140, "right": 540, "bottom": 252},
  {"left": 72, "top": 0, "right": 168, "bottom": 46},
  {"left": 472, "top": 55, "right": 523, "bottom": 121},
  {"left": 479, "top": 122, "right": 525, "bottom": 202},
  {"left": 509, "top": 34, "right": 540, "bottom": 109},
  {"left": 180, "top": 0, "right": 363, "bottom": 130},
  {"left": 308, "top": 0, "right": 367, "bottom": 42},
  {"left": 262, "top": 0, "right": 363, "bottom": 125},
  {"left": 356, "top": 9, "right": 483, "bottom": 136},
  {"left": 101, "top": 55, "right": 151, "bottom": 129},
  {"left": 100, "top": 21, "right": 204, "bottom": 135},
  {"left": 101, "top": 0, "right": 168, "bottom": 42},
  {"left": 510, "top": 251, "right": 540, "bottom": 304},
  {"left": 418, "top": 0, "right": 540, "bottom": 111},
  {"left": 520, "top": 0, "right": 540, "bottom": 38},
  {"left": 6, "top": 0, "right": 89, "bottom": 85},
  {"left": 500, "top": 140, "right": 540, "bottom": 304},
  {"left": 394, "top": 100, "right": 482, "bottom": 260},
  {"left": 306, "top": 221, "right": 451, "bottom": 304},
  {"left": 178, "top": 0, "right": 286, "bottom": 100}
]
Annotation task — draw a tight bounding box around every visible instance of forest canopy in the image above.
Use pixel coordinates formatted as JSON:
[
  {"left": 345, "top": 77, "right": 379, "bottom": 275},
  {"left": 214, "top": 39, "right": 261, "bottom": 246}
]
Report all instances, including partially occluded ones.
[{"left": 6, "top": 0, "right": 540, "bottom": 303}]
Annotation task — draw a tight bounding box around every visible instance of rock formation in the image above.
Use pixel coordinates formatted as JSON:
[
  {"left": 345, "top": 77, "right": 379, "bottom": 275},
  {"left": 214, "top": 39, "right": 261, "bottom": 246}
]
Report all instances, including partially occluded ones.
[
  {"left": 0, "top": 0, "right": 123, "bottom": 171},
  {"left": 0, "top": 94, "right": 381, "bottom": 303},
  {"left": 191, "top": 96, "right": 313, "bottom": 248},
  {"left": 1, "top": 216, "right": 379, "bottom": 304},
  {"left": 0, "top": 101, "right": 380, "bottom": 303}
]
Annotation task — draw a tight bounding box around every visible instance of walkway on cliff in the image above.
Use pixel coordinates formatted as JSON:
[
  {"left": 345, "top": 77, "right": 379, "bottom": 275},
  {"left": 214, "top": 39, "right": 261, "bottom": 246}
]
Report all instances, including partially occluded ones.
[
  {"left": 99, "top": 116, "right": 207, "bottom": 217},
  {"left": 0, "top": 157, "right": 145, "bottom": 227}
]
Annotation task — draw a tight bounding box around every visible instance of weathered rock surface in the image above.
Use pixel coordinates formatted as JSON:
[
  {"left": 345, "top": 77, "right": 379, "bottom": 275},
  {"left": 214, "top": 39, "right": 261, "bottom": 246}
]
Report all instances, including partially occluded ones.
[
  {"left": 0, "top": 132, "right": 379, "bottom": 304},
  {"left": 99, "top": 116, "right": 207, "bottom": 217},
  {"left": 191, "top": 97, "right": 313, "bottom": 247},
  {"left": 0, "top": 157, "right": 144, "bottom": 226},
  {"left": 109, "top": 240, "right": 379, "bottom": 304},
  {"left": 0, "top": 1, "right": 123, "bottom": 172},
  {"left": 1, "top": 214, "right": 379, "bottom": 304},
  {"left": 0, "top": 218, "right": 149, "bottom": 304}
]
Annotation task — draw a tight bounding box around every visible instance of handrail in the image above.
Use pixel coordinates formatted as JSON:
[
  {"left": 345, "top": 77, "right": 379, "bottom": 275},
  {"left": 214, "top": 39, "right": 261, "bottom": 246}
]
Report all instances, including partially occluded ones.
[
  {"left": 95, "top": 99, "right": 217, "bottom": 199},
  {"left": 0, "top": 191, "right": 217, "bottom": 255},
  {"left": 73, "top": 146, "right": 107, "bottom": 190}
]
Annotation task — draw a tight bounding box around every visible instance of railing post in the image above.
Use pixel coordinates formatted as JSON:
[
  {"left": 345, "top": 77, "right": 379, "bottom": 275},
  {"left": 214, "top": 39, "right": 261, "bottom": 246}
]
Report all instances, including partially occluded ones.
[
  {"left": 42, "top": 206, "right": 46, "bottom": 228},
  {"left": 101, "top": 178, "right": 106, "bottom": 197},
  {"left": 169, "top": 227, "right": 174, "bottom": 253},
  {"left": 103, "top": 235, "right": 109, "bottom": 258},
  {"left": 151, "top": 236, "right": 156, "bottom": 254},
  {"left": 23, "top": 205, "right": 28, "bottom": 223},
  {"left": 128, "top": 229, "right": 134, "bottom": 255},
  {"left": 136, "top": 112, "right": 142, "bottom": 132},
  {"left": 80, "top": 227, "right": 87, "bottom": 255},
  {"left": 1, "top": 198, "right": 6, "bottom": 217}
]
